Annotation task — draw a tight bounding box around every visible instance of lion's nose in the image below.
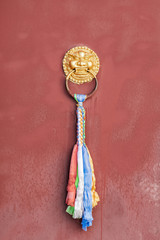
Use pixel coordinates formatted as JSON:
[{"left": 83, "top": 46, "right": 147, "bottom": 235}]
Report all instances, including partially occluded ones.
[{"left": 77, "top": 61, "right": 86, "bottom": 66}]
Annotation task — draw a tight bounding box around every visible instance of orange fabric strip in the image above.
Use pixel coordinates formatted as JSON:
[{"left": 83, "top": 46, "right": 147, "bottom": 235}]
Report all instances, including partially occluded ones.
[{"left": 87, "top": 146, "right": 100, "bottom": 208}]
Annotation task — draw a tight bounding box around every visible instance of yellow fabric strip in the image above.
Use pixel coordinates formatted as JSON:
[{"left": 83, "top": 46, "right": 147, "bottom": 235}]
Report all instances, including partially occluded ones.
[{"left": 86, "top": 146, "right": 100, "bottom": 208}]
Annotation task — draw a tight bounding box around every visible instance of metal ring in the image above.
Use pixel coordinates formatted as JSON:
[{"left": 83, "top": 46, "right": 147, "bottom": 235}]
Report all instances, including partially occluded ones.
[{"left": 65, "top": 70, "right": 98, "bottom": 99}]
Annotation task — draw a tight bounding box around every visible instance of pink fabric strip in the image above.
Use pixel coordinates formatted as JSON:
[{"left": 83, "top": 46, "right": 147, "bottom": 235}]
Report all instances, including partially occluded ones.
[{"left": 66, "top": 144, "right": 78, "bottom": 207}]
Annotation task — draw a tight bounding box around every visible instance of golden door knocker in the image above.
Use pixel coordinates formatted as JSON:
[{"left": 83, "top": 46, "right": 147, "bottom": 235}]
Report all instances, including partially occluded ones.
[
  {"left": 63, "top": 46, "right": 100, "bottom": 98},
  {"left": 62, "top": 46, "right": 100, "bottom": 231}
]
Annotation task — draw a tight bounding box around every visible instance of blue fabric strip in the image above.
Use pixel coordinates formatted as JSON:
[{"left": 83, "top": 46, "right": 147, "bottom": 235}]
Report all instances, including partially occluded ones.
[
  {"left": 81, "top": 144, "right": 93, "bottom": 231},
  {"left": 74, "top": 94, "right": 86, "bottom": 103}
]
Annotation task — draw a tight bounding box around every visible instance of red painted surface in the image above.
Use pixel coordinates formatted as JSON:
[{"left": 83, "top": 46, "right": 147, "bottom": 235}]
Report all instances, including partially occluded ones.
[{"left": 0, "top": 0, "right": 160, "bottom": 239}]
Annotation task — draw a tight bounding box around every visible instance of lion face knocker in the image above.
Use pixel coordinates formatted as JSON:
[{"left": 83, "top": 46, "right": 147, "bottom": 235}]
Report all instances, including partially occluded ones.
[
  {"left": 63, "top": 46, "right": 100, "bottom": 84},
  {"left": 62, "top": 46, "right": 100, "bottom": 231}
]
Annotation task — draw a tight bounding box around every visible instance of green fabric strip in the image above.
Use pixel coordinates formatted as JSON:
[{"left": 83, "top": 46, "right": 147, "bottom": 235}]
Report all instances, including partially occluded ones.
[{"left": 66, "top": 205, "right": 74, "bottom": 215}]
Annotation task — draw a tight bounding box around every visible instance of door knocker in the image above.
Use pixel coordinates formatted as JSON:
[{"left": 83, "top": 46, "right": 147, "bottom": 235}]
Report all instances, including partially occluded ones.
[{"left": 63, "top": 46, "right": 100, "bottom": 231}]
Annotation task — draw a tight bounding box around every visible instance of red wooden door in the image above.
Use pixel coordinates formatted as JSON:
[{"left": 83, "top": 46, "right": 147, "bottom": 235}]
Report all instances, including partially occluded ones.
[{"left": 0, "top": 1, "right": 160, "bottom": 239}]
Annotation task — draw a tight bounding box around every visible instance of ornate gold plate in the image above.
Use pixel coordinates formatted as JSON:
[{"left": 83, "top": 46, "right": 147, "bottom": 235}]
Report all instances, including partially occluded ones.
[{"left": 63, "top": 46, "right": 100, "bottom": 84}]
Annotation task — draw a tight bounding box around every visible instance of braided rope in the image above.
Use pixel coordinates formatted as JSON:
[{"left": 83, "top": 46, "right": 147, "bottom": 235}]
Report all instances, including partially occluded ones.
[{"left": 77, "top": 102, "right": 85, "bottom": 146}]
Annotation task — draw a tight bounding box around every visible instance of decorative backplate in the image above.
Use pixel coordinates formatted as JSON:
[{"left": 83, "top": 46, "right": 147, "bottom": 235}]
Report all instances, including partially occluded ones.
[{"left": 63, "top": 46, "right": 100, "bottom": 84}]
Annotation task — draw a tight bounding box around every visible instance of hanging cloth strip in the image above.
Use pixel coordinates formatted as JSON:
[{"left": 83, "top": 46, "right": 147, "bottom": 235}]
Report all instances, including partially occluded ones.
[{"left": 66, "top": 94, "right": 100, "bottom": 231}]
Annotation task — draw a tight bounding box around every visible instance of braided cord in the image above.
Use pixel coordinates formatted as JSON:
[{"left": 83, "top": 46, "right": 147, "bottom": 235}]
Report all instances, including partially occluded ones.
[{"left": 76, "top": 100, "right": 86, "bottom": 146}]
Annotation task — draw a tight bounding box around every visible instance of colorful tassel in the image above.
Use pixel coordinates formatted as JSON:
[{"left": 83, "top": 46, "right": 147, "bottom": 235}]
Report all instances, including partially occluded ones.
[{"left": 66, "top": 94, "right": 99, "bottom": 231}]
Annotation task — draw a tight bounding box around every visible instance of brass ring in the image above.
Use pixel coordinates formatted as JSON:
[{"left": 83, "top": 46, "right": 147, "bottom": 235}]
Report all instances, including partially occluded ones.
[{"left": 65, "top": 70, "right": 98, "bottom": 99}]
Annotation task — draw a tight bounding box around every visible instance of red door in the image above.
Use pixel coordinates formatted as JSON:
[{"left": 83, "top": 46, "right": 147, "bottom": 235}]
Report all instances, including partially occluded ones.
[{"left": 0, "top": 1, "right": 160, "bottom": 239}]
